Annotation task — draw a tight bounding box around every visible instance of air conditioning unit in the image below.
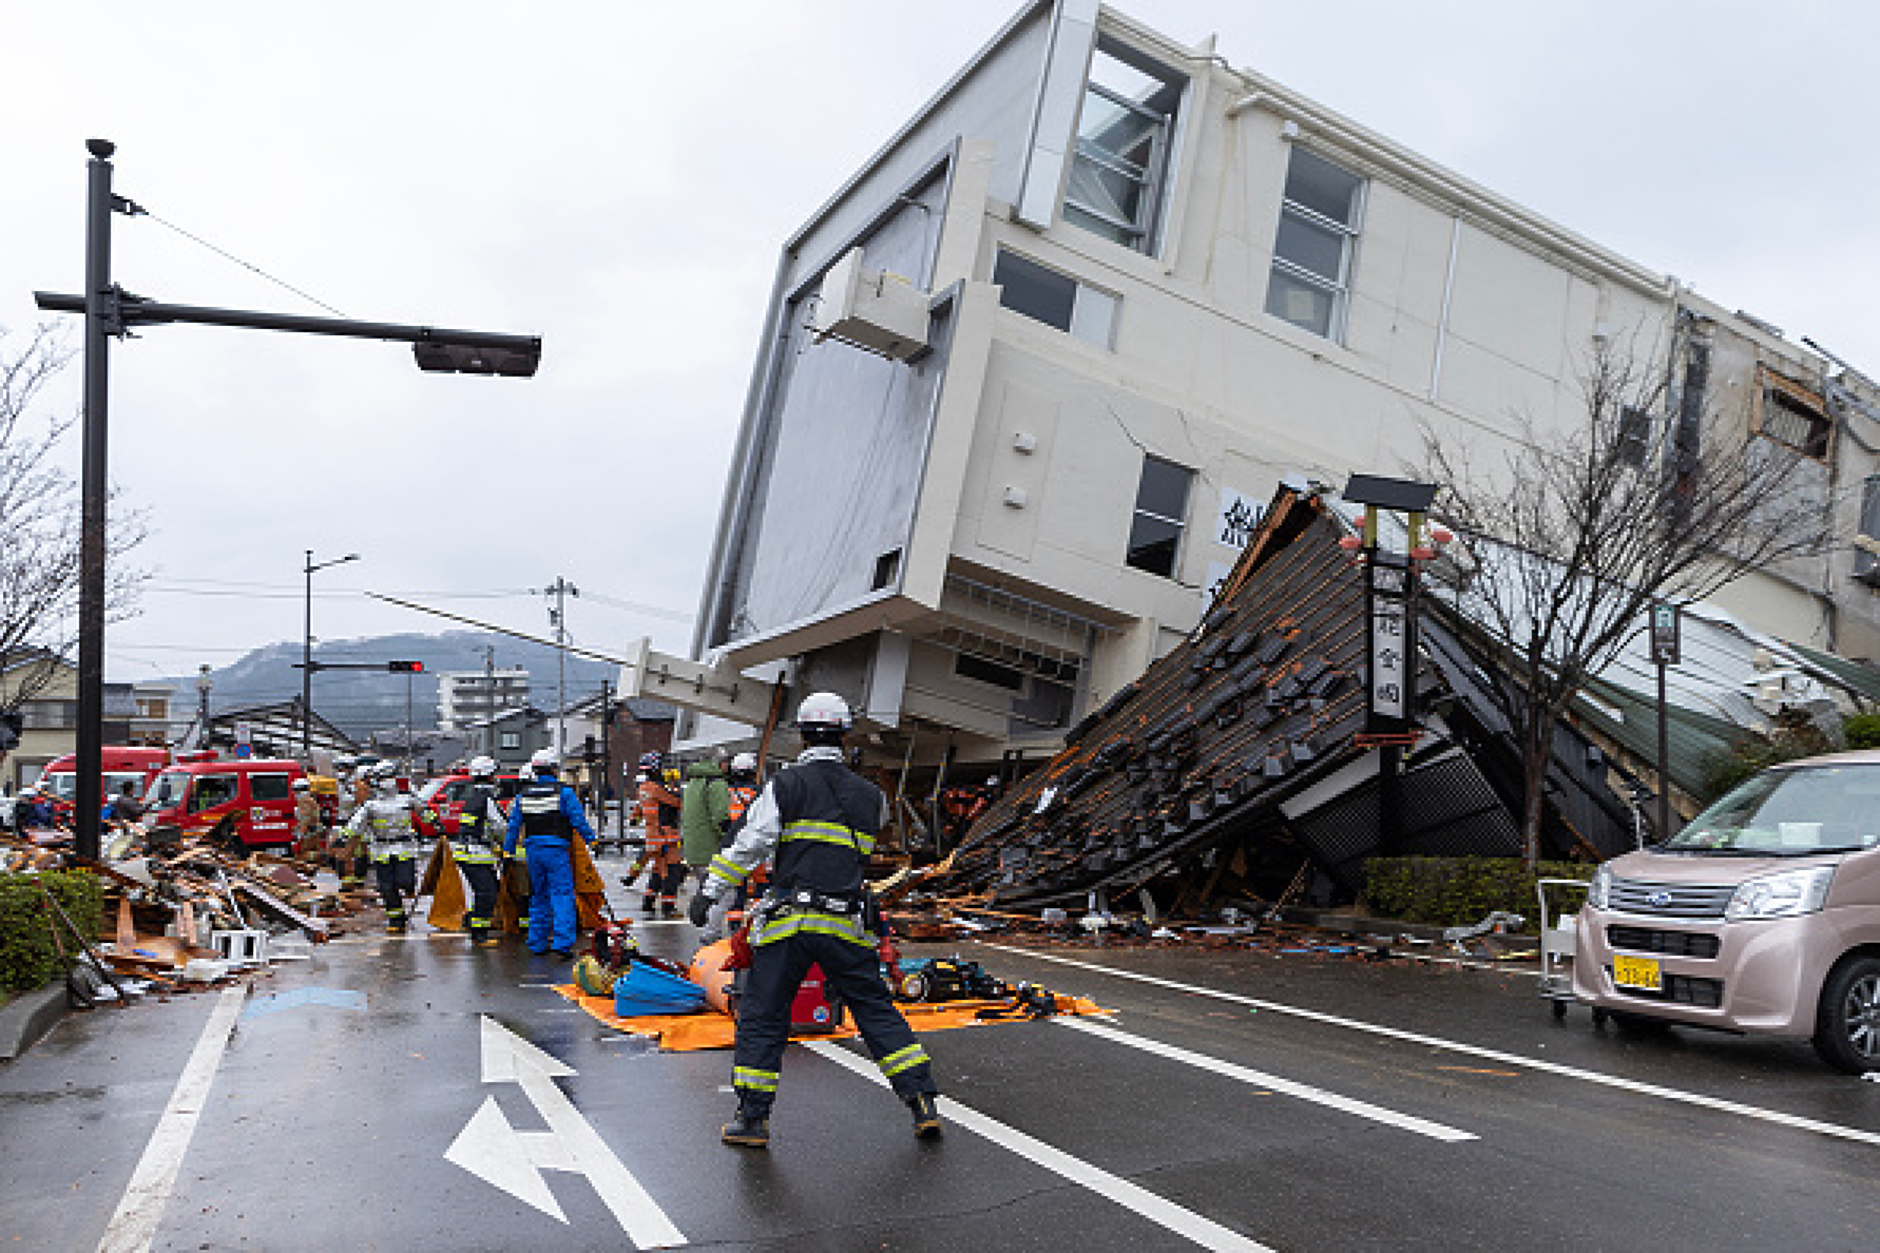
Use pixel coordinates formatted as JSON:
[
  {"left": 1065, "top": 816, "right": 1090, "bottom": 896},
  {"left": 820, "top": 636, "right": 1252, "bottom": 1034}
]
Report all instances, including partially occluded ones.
[
  {"left": 1852, "top": 532, "right": 1880, "bottom": 587},
  {"left": 811, "top": 248, "right": 930, "bottom": 361}
]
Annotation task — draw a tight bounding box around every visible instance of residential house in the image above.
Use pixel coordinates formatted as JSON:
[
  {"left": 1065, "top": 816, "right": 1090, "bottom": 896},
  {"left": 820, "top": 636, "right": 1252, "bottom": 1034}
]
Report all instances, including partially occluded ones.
[{"left": 1, "top": 650, "right": 77, "bottom": 791}]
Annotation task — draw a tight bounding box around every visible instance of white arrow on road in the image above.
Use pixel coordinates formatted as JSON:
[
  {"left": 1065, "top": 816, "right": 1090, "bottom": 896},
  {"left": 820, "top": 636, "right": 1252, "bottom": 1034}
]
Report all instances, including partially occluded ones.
[{"left": 446, "top": 1015, "right": 686, "bottom": 1248}]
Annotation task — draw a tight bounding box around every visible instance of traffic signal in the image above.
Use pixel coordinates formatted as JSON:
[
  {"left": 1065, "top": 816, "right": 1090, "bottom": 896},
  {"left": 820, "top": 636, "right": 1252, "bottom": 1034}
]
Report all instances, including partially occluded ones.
[
  {"left": 386, "top": 660, "right": 424, "bottom": 673},
  {"left": 0, "top": 710, "right": 22, "bottom": 751},
  {"left": 413, "top": 339, "right": 541, "bottom": 378}
]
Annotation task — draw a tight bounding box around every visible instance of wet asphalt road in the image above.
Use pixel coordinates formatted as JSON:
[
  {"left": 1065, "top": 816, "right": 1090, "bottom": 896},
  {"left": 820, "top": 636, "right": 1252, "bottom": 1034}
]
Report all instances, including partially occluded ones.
[{"left": 3, "top": 864, "right": 1878, "bottom": 1252}]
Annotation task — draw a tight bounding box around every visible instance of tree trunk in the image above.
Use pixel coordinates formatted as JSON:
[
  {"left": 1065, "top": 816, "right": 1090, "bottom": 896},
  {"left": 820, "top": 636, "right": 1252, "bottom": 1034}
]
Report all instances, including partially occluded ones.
[{"left": 1521, "top": 712, "right": 1549, "bottom": 874}]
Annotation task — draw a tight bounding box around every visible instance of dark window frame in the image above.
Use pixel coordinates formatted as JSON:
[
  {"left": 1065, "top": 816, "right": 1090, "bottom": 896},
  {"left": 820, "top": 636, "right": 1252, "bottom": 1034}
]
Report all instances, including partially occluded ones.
[{"left": 1126, "top": 454, "right": 1193, "bottom": 579}]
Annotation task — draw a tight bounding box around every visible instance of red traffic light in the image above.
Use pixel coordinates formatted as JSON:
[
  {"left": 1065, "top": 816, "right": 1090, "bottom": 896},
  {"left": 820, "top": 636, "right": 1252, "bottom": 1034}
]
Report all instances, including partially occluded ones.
[{"left": 386, "top": 660, "right": 424, "bottom": 673}]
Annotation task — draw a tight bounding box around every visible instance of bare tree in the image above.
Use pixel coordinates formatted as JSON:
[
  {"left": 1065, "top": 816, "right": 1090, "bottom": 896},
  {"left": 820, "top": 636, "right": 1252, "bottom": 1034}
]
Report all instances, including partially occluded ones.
[
  {"left": 0, "top": 325, "right": 148, "bottom": 711},
  {"left": 1417, "top": 328, "right": 1831, "bottom": 868}
]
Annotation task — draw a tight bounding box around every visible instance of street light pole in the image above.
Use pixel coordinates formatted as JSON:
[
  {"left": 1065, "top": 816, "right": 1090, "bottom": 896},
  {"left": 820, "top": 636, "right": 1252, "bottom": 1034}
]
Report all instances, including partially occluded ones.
[{"left": 302, "top": 550, "right": 360, "bottom": 756}]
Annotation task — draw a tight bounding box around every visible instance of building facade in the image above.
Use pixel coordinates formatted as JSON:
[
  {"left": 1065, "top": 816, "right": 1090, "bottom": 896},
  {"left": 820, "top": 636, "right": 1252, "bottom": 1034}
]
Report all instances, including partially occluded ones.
[
  {"left": 436, "top": 667, "right": 531, "bottom": 732},
  {"left": 693, "top": 0, "right": 1880, "bottom": 770}
]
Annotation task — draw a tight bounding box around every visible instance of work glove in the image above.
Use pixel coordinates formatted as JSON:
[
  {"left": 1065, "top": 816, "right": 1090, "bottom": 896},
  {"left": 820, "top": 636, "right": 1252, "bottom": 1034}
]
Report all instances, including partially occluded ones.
[{"left": 687, "top": 892, "right": 713, "bottom": 928}]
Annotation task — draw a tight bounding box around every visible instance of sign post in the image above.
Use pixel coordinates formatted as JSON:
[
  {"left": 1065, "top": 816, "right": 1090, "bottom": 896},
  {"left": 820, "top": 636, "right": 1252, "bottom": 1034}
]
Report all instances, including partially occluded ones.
[
  {"left": 1650, "top": 603, "right": 1681, "bottom": 842},
  {"left": 1341, "top": 475, "right": 1441, "bottom": 856}
]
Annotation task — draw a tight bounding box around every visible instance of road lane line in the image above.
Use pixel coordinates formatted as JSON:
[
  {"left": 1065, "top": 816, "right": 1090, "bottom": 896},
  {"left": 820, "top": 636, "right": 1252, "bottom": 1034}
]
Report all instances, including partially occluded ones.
[
  {"left": 1054, "top": 1017, "right": 1475, "bottom": 1142},
  {"left": 97, "top": 985, "right": 246, "bottom": 1253},
  {"left": 986, "top": 945, "right": 1880, "bottom": 1149},
  {"left": 803, "top": 1039, "right": 1273, "bottom": 1252}
]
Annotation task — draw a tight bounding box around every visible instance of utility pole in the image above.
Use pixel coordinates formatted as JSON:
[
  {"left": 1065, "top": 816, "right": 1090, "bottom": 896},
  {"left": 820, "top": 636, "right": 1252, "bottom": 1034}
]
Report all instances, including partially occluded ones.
[
  {"left": 538, "top": 577, "right": 578, "bottom": 756},
  {"left": 303, "top": 549, "right": 360, "bottom": 755},
  {"left": 598, "top": 677, "right": 614, "bottom": 845}
]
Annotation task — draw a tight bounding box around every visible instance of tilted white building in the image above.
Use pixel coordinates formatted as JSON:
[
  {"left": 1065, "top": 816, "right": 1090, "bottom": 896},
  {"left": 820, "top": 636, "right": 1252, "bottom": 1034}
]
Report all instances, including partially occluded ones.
[{"left": 691, "top": 0, "right": 1880, "bottom": 769}]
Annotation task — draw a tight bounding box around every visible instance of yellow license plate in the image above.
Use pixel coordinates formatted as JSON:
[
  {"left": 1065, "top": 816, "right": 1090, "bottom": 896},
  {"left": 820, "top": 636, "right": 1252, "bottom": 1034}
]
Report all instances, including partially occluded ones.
[{"left": 1612, "top": 953, "right": 1662, "bottom": 991}]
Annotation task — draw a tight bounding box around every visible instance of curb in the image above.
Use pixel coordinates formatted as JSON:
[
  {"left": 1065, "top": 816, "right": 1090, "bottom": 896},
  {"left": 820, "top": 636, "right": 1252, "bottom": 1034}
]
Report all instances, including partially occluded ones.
[{"left": 0, "top": 983, "right": 69, "bottom": 1062}]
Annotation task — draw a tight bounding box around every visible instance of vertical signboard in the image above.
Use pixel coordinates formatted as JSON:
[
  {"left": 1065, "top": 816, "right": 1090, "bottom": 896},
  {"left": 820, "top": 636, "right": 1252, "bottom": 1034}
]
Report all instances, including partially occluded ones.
[{"left": 1367, "top": 555, "right": 1414, "bottom": 732}]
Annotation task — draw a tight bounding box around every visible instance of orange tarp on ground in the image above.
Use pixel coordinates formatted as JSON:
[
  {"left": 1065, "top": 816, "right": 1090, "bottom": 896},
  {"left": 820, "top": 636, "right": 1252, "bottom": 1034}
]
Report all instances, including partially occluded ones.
[{"left": 552, "top": 984, "right": 1106, "bottom": 1053}]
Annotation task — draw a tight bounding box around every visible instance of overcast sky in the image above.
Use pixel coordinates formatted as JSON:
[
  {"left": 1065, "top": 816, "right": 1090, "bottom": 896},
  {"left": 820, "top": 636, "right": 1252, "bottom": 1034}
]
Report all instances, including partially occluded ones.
[{"left": 5, "top": 1, "right": 1875, "bottom": 690}]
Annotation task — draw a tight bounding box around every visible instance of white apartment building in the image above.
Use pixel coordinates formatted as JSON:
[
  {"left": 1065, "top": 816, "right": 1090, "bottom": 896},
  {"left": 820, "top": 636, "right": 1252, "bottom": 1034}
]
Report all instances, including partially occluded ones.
[
  {"left": 692, "top": 0, "right": 1880, "bottom": 769},
  {"left": 436, "top": 667, "right": 530, "bottom": 733}
]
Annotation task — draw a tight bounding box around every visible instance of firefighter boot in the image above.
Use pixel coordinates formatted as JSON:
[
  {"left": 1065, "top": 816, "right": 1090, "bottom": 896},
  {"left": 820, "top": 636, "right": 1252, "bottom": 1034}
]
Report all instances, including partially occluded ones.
[
  {"left": 720, "top": 1099, "right": 771, "bottom": 1149},
  {"left": 907, "top": 1092, "right": 943, "bottom": 1139}
]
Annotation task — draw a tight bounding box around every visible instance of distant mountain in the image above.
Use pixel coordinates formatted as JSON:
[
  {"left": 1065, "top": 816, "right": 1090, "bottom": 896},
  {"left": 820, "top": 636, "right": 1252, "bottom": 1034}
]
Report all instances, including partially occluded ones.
[{"left": 171, "top": 630, "right": 617, "bottom": 739}]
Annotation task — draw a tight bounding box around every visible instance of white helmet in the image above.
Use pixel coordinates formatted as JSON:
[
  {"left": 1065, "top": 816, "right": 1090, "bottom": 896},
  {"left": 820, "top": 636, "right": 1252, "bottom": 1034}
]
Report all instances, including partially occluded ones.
[
  {"left": 371, "top": 761, "right": 400, "bottom": 781},
  {"left": 795, "top": 691, "right": 852, "bottom": 732},
  {"left": 468, "top": 755, "right": 497, "bottom": 779},
  {"left": 731, "top": 752, "right": 757, "bottom": 774},
  {"left": 529, "top": 748, "right": 559, "bottom": 774}
]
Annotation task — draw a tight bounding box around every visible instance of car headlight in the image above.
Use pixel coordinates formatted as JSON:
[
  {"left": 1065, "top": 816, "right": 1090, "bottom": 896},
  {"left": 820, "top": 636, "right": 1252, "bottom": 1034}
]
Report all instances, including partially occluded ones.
[
  {"left": 1588, "top": 863, "right": 1611, "bottom": 910},
  {"left": 1724, "top": 865, "right": 1836, "bottom": 921}
]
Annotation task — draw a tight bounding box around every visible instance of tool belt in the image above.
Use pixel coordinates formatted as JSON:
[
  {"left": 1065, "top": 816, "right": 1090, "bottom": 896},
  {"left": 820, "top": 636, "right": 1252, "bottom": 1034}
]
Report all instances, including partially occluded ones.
[{"left": 768, "top": 886, "right": 866, "bottom": 917}]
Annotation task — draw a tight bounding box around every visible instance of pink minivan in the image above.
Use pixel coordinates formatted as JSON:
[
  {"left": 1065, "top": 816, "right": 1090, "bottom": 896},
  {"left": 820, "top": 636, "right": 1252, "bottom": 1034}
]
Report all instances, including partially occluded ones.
[{"left": 1574, "top": 749, "right": 1880, "bottom": 1072}]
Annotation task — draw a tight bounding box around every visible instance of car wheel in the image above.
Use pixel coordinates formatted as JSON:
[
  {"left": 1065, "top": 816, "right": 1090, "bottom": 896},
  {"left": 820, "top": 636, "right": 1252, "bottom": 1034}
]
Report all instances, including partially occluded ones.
[{"left": 1811, "top": 955, "right": 1880, "bottom": 1075}]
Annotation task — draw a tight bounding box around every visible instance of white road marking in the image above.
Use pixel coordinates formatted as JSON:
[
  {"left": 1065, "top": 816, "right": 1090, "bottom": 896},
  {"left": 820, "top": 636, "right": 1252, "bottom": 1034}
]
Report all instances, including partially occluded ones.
[
  {"left": 449, "top": 1016, "right": 687, "bottom": 1248},
  {"left": 1054, "top": 1017, "right": 1475, "bottom": 1142},
  {"left": 803, "top": 1040, "right": 1273, "bottom": 1253},
  {"left": 97, "top": 985, "right": 246, "bottom": 1253},
  {"left": 987, "top": 945, "right": 1880, "bottom": 1149}
]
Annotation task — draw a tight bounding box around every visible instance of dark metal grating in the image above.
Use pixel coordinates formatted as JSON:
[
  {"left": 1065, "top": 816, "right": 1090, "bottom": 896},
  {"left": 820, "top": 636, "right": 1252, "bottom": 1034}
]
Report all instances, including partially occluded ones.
[
  {"left": 1606, "top": 926, "right": 1721, "bottom": 958},
  {"left": 1614, "top": 973, "right": 1725, "bottom": 1008}
]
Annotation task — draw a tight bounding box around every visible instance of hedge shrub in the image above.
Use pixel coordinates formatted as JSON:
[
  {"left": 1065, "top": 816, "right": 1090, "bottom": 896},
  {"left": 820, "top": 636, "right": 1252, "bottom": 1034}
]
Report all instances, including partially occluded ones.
[
  {"left": 1362, "top": 856, "right": 1592, "bottom": 932},
  {"left": 0, "top": 870, "right": 104, "bottom": 993},
  {"left": 1843, "top": 712, "right": 1880, "bottom": 751}
]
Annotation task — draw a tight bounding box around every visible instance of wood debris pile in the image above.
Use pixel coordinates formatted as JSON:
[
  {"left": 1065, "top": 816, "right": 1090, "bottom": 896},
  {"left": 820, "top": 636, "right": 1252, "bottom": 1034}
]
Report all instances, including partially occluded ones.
[{"left": 70, "top": 829, "right": 367, "bottom": 993}]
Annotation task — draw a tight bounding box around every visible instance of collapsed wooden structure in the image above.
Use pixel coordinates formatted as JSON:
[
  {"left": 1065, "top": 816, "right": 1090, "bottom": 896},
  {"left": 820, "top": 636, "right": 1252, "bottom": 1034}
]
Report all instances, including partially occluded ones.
[{"left": 923, "top": 486, "right": 1639, "bottom": 915}]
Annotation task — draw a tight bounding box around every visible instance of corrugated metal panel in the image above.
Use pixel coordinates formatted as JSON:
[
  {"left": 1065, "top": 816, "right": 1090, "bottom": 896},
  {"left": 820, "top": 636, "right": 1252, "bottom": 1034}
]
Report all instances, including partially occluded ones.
[
  {"left": 1574, "top": 676, "right": 1743, "bottom": 797},
  {"left": 1787, "top": 643, "right": 1880, "bottom": 707}
]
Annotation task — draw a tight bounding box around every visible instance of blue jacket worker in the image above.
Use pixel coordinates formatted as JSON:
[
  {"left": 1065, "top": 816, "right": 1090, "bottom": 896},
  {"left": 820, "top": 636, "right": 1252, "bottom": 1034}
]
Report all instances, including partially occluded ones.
[
  {"left": 504, "top": 748, "right": 595, "bottom": 957},
  {"left": 691, "top": 691, "right": 941, "bottom": 1149}
]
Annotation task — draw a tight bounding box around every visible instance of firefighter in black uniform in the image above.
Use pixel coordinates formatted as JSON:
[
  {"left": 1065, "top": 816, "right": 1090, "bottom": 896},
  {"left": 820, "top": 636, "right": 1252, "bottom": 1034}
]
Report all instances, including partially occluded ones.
[
  {"left": 453, "top": 756, "right": 507, "bottom": 946},
  {"left": 691, "top": 691, "right": 941, "bottom": 1148}
]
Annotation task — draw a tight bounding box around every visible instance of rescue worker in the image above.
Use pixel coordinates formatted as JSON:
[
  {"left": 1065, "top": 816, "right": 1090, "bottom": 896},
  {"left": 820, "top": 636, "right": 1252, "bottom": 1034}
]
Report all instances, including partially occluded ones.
[
  {"left": 452, "top": 756, "right": 507, "bottom": 946},
  {"left": 346, "top": 762, "right": 436, "bottom": 933},
  {"left": 110, "top": 781, "right": 144, "bottom": 825},
  {"left": 691, "top": 692, "right": 941, "bottom": 1148},
  {"left": 635, "top": 753, "right": 684, "bottom": 917},
  {"left": 698, "top": 752, "right": 761, "bottom": 944},
  {"left": 291, "top": 778, "right": 323, "bottom": 861},
  {"left": 504, "top": 748, "right": 595, "bottom": 957},
  {"left": 679, "top": 748, "right": 731, "bottom": 897}
]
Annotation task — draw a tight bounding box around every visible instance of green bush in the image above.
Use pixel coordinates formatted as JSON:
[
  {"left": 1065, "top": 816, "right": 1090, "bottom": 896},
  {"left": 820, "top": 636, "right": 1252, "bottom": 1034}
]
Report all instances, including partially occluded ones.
[
  {"left": 1362, "top": 857, "right": 1591, "bottom": 933},
  {"left": 0, "top": 870, "right": 105, "bottom": 993},
  {"left": 1843, "top": 712, "right": 1880, "bottom": 751}
]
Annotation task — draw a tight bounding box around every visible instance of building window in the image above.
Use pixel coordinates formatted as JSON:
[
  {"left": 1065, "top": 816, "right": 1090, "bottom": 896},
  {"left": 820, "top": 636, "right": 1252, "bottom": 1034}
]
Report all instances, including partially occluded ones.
[
  {"left": 1757, "top": 371, "right": 1830, "bottom": 460},
  {"left": 955, "top": 653, "right": 1025, "bottom": 692},
  {"left": 1617, "top": 406, "right": 1653, "bottom": 468},
  {"left": 1266, "top": 147, "right": 1366, "bottom": 340},
  {"left": 1126, "top": 455, "right": 1193, "bottom": 578},
  {"left": 499, "top": 732, "right": 520, "bottom": 750},
  {"left": 992, "top": 250, "right": 1118, "bottom": 347},
  {"left": 18, "top": 699, "right": 76, "bottom": 730},
  {"left": 1063, "top": 45, "right": 1183, "bottom": 254}
]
